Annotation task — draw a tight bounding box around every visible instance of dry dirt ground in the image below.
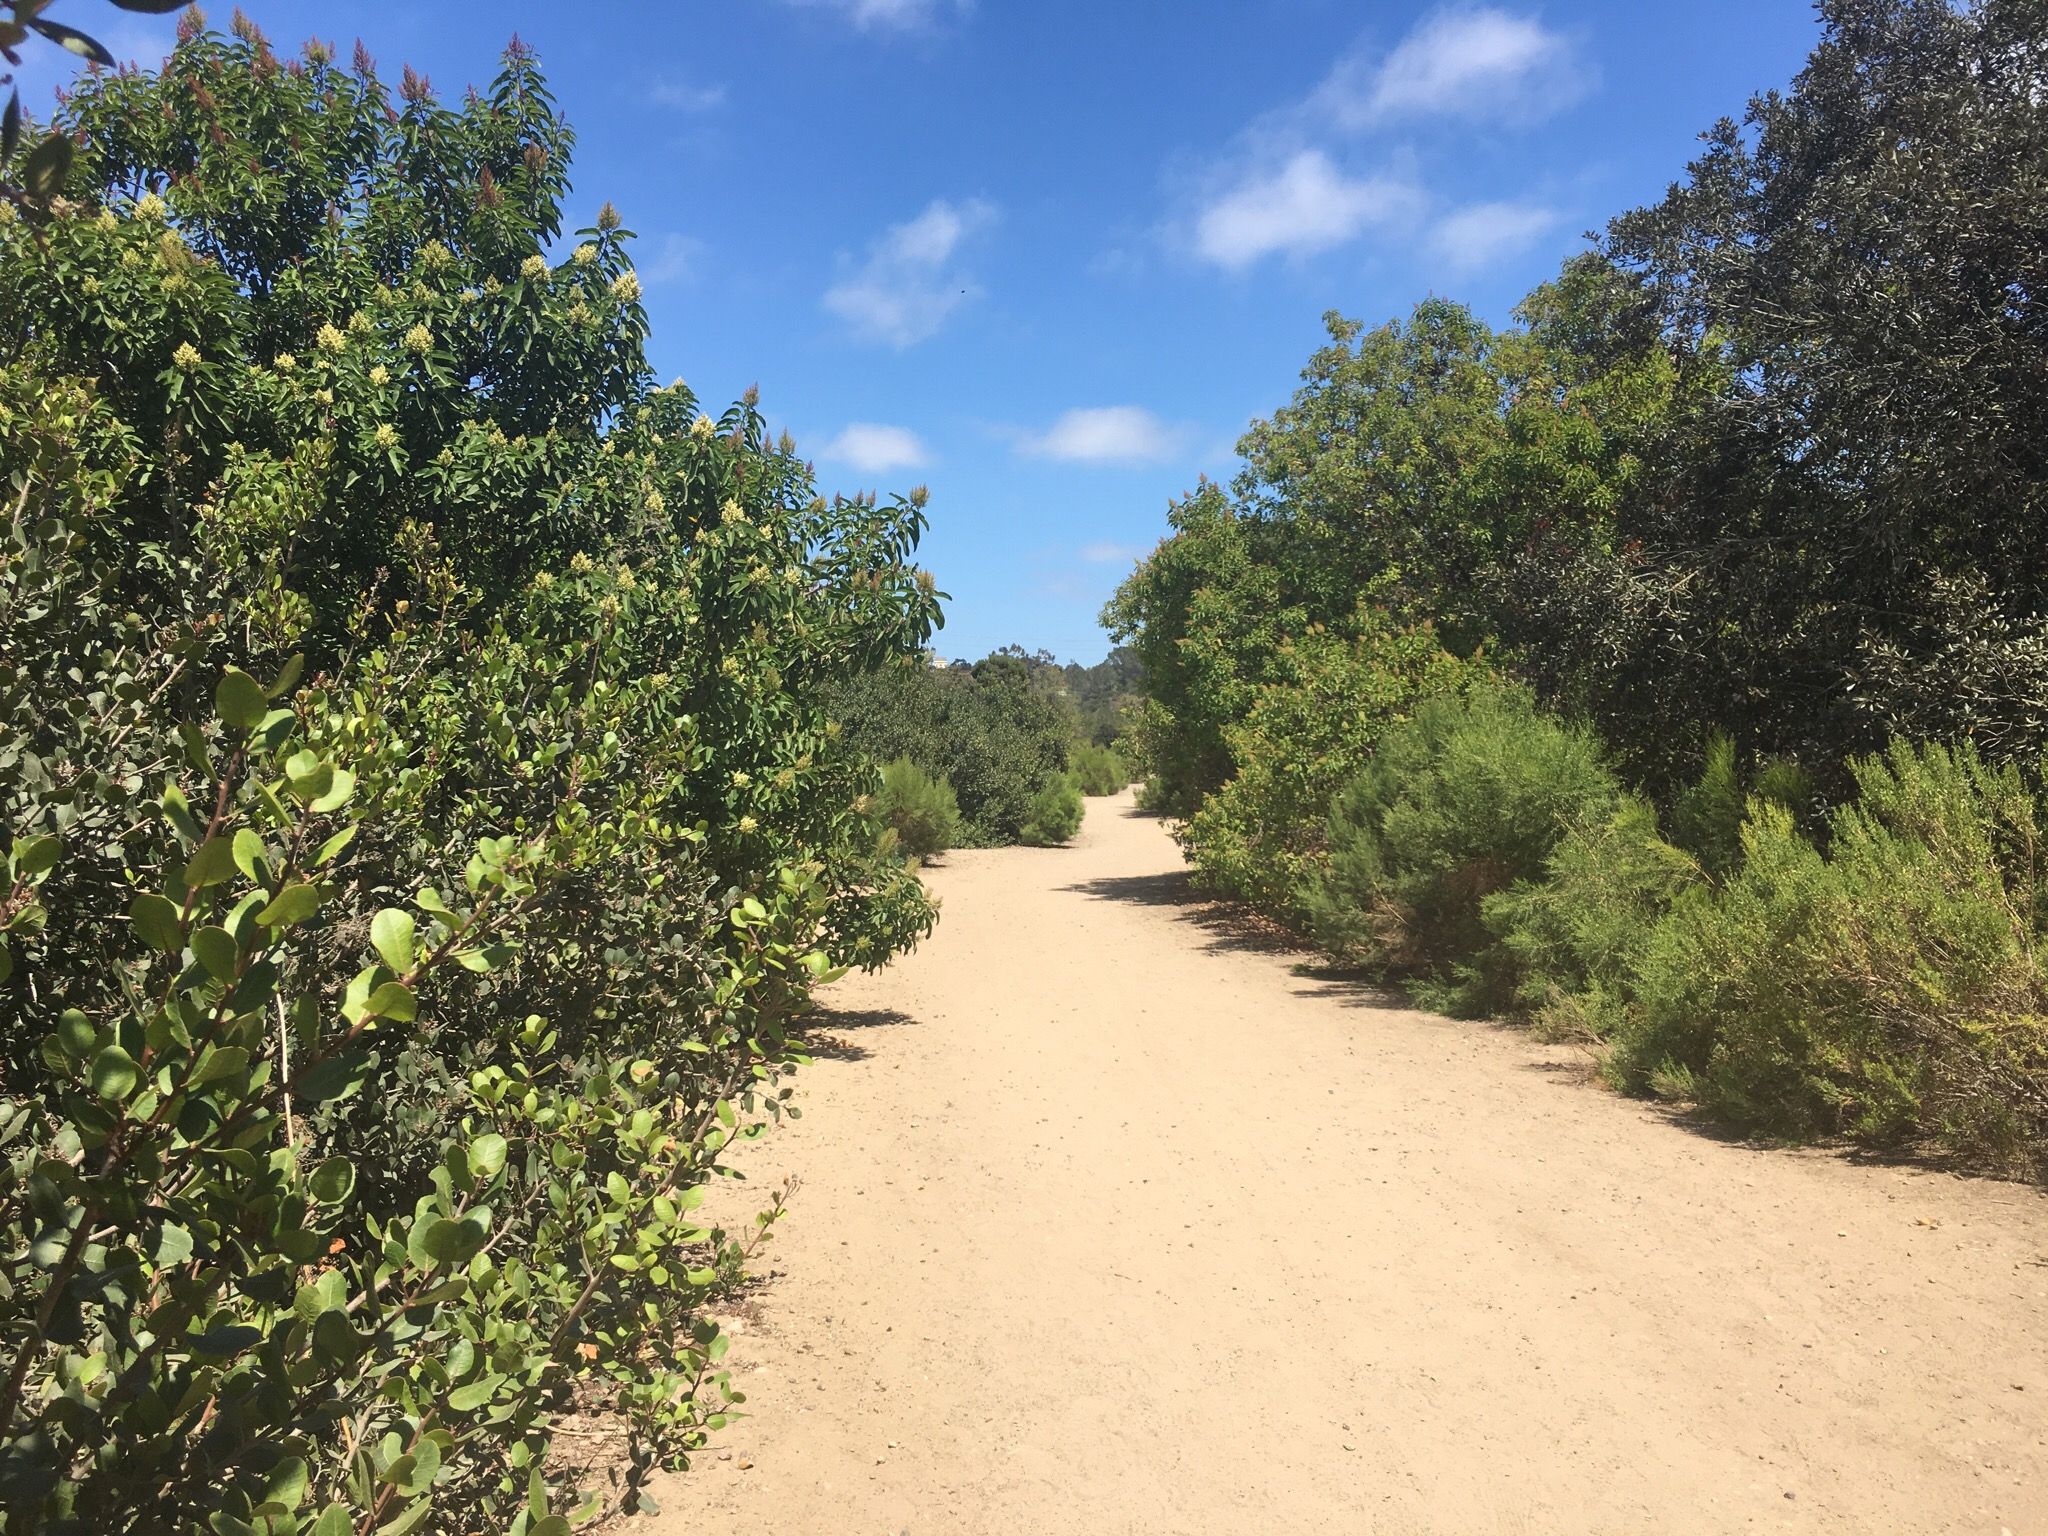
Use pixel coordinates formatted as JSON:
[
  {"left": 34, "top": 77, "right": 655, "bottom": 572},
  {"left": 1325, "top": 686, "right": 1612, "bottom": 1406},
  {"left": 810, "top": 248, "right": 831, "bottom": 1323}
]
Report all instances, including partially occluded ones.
[{"left": 646, "top": 791, "right": 2048, "bottom": 1536}]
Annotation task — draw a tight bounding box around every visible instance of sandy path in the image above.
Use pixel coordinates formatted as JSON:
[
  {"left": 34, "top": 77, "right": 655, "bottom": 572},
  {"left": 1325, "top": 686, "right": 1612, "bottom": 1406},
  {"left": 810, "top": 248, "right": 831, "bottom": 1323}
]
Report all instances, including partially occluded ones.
[{"left": 650, "top": 791, "right": 2048, "bottom": 1535}]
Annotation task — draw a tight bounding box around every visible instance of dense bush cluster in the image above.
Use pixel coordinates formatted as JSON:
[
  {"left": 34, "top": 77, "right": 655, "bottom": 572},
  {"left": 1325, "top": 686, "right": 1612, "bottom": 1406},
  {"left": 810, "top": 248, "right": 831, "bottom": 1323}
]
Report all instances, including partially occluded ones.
[
  {"left": 0, "top": 18, "right": 941, "bottom": 1531},
  {"left": 827, "top": 647, "right": 1098, "bottom": 847},
  {"left": 1107, "top": 0, "right": 2048, "bottom": 1176}
]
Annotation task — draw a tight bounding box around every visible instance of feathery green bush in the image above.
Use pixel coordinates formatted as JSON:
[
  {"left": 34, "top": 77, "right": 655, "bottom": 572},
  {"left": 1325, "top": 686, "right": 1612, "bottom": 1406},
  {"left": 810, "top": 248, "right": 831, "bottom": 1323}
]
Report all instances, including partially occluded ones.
[
  {"left": 1019, "top": 775, "right": 1085, "bottom": 847},
  {"left": 874, "top": 758, "right": 962, "bottom": 864}
]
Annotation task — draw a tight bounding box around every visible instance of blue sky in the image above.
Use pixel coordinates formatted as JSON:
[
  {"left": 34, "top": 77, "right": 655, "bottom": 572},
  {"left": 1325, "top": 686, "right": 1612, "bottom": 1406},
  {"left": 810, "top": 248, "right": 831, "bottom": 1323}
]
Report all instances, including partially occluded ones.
[{"left": 22, "top": 1, "right": 1822, "bottom": 663}]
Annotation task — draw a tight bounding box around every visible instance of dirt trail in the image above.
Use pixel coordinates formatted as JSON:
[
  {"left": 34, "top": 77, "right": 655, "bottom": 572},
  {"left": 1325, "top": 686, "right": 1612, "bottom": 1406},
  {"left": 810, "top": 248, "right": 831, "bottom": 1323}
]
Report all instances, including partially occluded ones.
[{"left": 650, "top": 792, "right": 2048, "bottom": 1535}]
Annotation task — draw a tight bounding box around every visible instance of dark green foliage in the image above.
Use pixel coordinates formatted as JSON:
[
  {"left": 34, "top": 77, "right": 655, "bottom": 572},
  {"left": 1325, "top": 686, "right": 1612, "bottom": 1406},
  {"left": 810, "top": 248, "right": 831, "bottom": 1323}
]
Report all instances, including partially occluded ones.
[
  {"left": 828, "top": 650, "right": 1073, "bottom": 846},
  {"left": 1182, "top": 607, "right": 1480, "bottom": 922},
  {"left": 1306, "top": 688, "right": 1629, "bottom": 1014},
  {"left": 1068, "top": 743, "right": 1130, "bottom": 798},
  {"left": 0, "top": 22, "right": 940, "bottom": 1530},
  {"left": 1613, "top": 743, "right": 2048, "bottom": 1172},
  {"left": 1019, "top": 774, "right": 1085, "bottom": 847},
  {"left": 874, "top": 757, "right": 961, "bottom": 864},
  {"left": 1063, "top": 646, "right": 1143, "bottom": 747}
]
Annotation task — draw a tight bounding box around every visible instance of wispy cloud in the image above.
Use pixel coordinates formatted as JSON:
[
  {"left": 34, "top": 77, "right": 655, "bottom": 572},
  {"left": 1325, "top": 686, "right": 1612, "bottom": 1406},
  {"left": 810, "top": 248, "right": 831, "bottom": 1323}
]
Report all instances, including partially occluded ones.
[
  {"left": 819, "top": 423, "right": 930, "bottom": 474},
  {"left": 636, "top": 233, "right": 705, "bottom": 286},
  {"left": 823, "top": 197, "right": 995, "bottom": 347},
  {"left": 781, "top": 0, "right": 970, "bottom": 32},
  {"left": 650, "top": 79, "right": 727, "bottom": 112},
  {"left": 1021, "top": 407, "right": 1186, "bottom": 466},
  {"left": 1429, "top": 200, "right": 1563, "bottom": 272},
  {"left": 1322, "top": 7, "right": 1585, "bottom": 126},
  {"left": 1176, "top": 8, "right": 1585, "bottom": 272},
  {"left": 1079, "top": 541, "right": 1143, "bottom": 565},
  {"left": 1196, "top": 151, "right": 1422, "bottom": 269}
]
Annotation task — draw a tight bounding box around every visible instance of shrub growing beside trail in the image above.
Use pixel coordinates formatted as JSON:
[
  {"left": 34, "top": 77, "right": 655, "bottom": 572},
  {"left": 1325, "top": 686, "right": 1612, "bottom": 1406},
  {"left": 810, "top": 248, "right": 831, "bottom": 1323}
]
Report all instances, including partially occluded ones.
[
  {"left": 1612, "top": 741, "right": 2048, "bottom": 1172},
  {"left": 0, "top": 21, "right": 941, "bottom": 1531},
  {"left": 1069, "top": 743, "right": 1130, "bottom": 797},
  {"left": 1019, "top": 775, "right": 1086, "bottom": 847},
  {"left": 1305, "top": 688, "right": 1629, "bottom": 1014},
  {"left": 1182, "top": 610, "right": 1478, "bottom": 923},
  {"left": 875, "top": 758, "right": 962, "bottom": 864}
]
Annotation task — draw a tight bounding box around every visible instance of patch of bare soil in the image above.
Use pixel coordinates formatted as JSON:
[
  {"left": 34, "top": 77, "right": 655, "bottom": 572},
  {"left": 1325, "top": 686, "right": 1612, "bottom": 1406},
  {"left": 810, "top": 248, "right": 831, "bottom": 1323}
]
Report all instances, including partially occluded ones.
[{"left": 645, "top": 791, "right": 2048, "bottom": 1535}]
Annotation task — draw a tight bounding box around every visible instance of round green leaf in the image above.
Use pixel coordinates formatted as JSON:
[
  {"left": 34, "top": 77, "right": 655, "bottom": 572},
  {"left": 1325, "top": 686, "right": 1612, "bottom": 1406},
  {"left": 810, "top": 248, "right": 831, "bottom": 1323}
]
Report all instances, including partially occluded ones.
[
  {"left": 130, "top": 892, "right": 184, "bottom": 952},
  {"left": 306, "top": 1156, "right": 356, "bottom": 1205},
  {"left": 91, "top": 1044, "right": 139, "bottom": 1102},
  {"left": 215, "top": 667, "right": 269, "bottom": 731},
  {"left": 370, "top": 908, "right": 415, "bottom": 974}
]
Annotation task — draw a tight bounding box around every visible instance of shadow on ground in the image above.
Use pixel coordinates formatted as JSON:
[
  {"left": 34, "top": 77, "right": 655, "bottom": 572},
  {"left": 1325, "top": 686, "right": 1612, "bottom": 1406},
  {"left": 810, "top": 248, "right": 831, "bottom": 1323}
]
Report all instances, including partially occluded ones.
[
  {"left": 1060, "top": 868, "right": 1306, "bottom": 959},
  {"left": 795, "top": 1006, "right": 918, "bottom": 1062}
]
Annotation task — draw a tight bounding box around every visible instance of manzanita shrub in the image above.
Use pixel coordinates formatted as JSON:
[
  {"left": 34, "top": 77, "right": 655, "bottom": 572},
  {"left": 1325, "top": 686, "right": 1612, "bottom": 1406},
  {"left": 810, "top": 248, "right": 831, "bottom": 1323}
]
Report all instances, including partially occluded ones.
[{"left": 0, "top": 15, "right": 941, "bottom": 1532}]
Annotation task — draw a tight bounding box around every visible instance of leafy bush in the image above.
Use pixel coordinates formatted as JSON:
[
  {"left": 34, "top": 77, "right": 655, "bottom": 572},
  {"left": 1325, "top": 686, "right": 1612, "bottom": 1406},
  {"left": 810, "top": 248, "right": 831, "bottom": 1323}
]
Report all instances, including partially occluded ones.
[
  {"left": 1182, "top": 609, "right": 1477, "bottom": 922},
  {"left": 1068, "top": 743, "right": 1130, "bottom": 797},
  {"left": 0, "top": 22, "right": 940, "bottom": 1532},
  {"left": 829, "top": 650, "right": 1072, "bottom": 846},
  {"left": 874, "top": 758, "right": 961, "bottom": 864},
  {"left": 1306, "top": 688, "right": 1628, "bottom": 1013},
  {"left": 1019, "top": 775, "right": 1085, "bottom": 847},
  {"left": 1612, "top": 741, "right": 2048, "bottom": 1171}
]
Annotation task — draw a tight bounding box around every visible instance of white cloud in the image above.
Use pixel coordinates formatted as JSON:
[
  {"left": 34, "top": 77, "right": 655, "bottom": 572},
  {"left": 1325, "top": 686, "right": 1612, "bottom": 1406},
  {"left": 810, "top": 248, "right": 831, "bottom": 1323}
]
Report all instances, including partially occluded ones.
[
  {"left": 1022, "top": 407, "right": 1185, "bottom": 466},
  {"left": 637, "top": 233, "right": 705, "bottom": 286},
  {"left": 1080, "top": 541, "right": 1143, "bottom": 565},
  {"left": 823, "top": 197, "right": 994, "bottom": 347},
  {"left": 651, "top": 80, "right": 726, "bottom": 112},
  {"left": 1429, "top": 200, "right": 1561, "bottom": 271},
  {"left": 1315, "top": 8, "right": 1584, "bottom": 126},
  {"left": 1195, "top": 151, "right": 1422, "bottom": 269},
  {"left": 819, "top": 423, "right": 930, "bottom": 474},
  {"left": 782, "top": 0, "right": 969, "bottom": 31}
]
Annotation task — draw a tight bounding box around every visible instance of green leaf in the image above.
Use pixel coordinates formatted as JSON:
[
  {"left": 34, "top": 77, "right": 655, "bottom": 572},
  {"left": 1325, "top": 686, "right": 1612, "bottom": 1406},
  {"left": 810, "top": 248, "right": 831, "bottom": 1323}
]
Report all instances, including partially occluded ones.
[
  {"left": 309, "top": 1505, "right": 353, "bottom": 1536},
  {"left": 215, "top": 668, "right": 269, "bottom": 731},
  {"left": 191, "top": 1045, "right": 249, "bottom": 1085},
  {"left": 365, "top": 981, "right": 417, "bottom": 1022},
  {"left": 261, "top": 1456, "right": 309, "bottom": 1511},
  {"left": 370, "top": 908, "right": 415, "bottom": 974},
  {"left": 469, "top": 1132, "right": 509, "bottom": 1178},
  {"left": 418, "top": 1215, "right": 489, "bottom": 1265},
  {"left": 22, "top": 130, "right": 73, "bottom": 200},
  {"left": 14, "top": 832, "right": 60, "bottom": 876},
  {"left": 191, "top": 925, "right": 238, "bottom": 981},
  {"left": 182, "top": 837, "right": 238, "bottom": 891},
  {"left": 307, "top": 1157, "right": 355, "bottom": 1205},
  {"left": 131, "top": 892, "right": 184, "bottom": 952},
  {"left": 308, "top": 768, "right": 356, "bottom": 814},
  {"left": 446, "top": 1374, "right": 501, "bottom": 1412},
  {"left": 295, "top": 1047, "right": 374, "bottom": 1105},
  {"left": 146, "top": 1217, "right": 194, "bottom": 1267},
  {"left": 267, "top": 653, "right": 306, "bottom": 699},
  {"left": 91, "top": 1045, "right": 139, "bottom": 1102},
  {"left": 257, "top": 883, "right": 320, "bottom": 928},
  {"left": 375, "top": 1498, "right": 434, "bottom": 1536},
  {"left": 231, "top": 828, "right": 268, "bottom": 882},
  {"left": 56, "top": 1009, "right": 95, "bottom": 1058},
  {"left": 313, "top": 826, "right": 358, "bottom": 868},
  {"left": 284, "top": 752, "right": 334, "bottom": 805}
]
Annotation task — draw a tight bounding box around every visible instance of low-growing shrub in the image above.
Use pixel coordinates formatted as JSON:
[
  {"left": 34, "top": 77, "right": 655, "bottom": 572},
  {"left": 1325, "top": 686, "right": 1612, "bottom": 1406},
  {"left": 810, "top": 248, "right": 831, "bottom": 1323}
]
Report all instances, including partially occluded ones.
[
  {"left": 1069, "top": 743, "right": 1130, "bottom": 797},
  {"left": 875, "top": 757, "right": 962, "bottom": 863},
  {"left": 1612, "top": 741, "right": 2048, "bottom": 1171},
  {"left": 1306, "top": 687, "right": 1628, "bottom": 1013},
  {"left": 1182, "top": 612, "right": 1477, "bottom": 922},
  {"left": 1019, "top": 774, "right": 1085, "bottom": 847}
]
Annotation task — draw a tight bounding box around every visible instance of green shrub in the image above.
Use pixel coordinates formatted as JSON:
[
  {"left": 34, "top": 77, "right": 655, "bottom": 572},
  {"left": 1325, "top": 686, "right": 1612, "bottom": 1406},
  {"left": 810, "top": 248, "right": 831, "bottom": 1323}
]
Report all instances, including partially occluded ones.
[
  {"left": 1306, "top": 687, "right": 1628, "bottom": 1013},
  {"left": 1612, "top": 741, "right": 2048, "bottom": 1171},
  {"left": 875, "top": 757, "right": 962, "bottom": 863},
  {"left": 1482, "top": 796, "right": 1699, "bottom": 1038},
  {"left": 829, "top": 651, "right": 1072, "bottom": 846},
  {"left": 1069, "top": 743, "right": 1130, "bottom": 797},
  {"left": 1182, "top": 611, "right": 1478, "bottom": 922},
  {"left": 0, "top": 23, "right": 941, "bottom": 1531},
  {"left": 1019, "top": 774, "right": 1085, "bottom": 846}
]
